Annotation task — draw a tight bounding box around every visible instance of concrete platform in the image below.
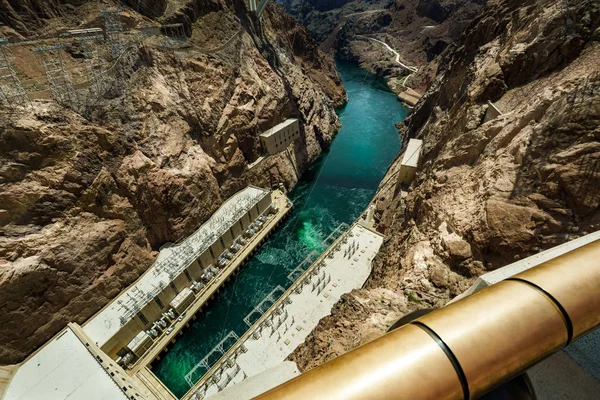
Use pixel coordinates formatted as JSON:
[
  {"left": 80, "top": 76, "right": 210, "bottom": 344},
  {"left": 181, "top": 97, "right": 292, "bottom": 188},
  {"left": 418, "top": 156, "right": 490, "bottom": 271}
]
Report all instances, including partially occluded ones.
[{"left": 207, "top": 362, "right": 299, "bottom": 400}]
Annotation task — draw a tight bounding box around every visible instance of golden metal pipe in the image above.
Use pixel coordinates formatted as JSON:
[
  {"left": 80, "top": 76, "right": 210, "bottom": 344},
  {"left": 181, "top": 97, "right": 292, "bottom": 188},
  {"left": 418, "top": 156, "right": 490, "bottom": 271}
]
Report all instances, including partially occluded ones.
[
  {"left": 256, "top": 240, "right": 600, "bottom": 400},
  {"left": 416, "top": 280, "right": 568, "bottom": 399},
  {"left": 256, "top": 324, "right": 463, "bottom": 400},
  {"left": 512, "top": 240, "right": 600, "bottom": 340}
]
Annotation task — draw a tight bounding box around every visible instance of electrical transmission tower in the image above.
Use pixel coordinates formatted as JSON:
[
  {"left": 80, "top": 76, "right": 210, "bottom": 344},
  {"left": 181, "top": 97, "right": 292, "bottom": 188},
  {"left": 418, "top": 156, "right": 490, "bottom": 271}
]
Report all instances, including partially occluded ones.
[
  {"left": 0, "top": 39, "right": 29, "bottom": 108},
  {"left": 33, "top": 45, "right": 78, "bottom": 107},
  {"left": 75, "top": 34, "right": 108, "bottom": 96},
  {"left": 102, "top": 9, "right": 125, "bottom": 58}
]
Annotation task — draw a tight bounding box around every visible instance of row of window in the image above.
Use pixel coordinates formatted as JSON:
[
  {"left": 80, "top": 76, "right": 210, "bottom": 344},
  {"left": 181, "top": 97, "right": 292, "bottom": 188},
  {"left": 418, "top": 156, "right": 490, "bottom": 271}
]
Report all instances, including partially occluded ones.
[{"left": 276, "top": 128, "right": 300, "bottom": 148}]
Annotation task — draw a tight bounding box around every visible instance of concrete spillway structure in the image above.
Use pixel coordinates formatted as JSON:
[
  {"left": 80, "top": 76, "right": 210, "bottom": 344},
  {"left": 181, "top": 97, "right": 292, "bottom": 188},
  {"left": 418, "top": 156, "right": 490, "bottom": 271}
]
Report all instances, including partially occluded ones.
[{"left": 83, "top": 186, "right": 274, "bottom": 362}]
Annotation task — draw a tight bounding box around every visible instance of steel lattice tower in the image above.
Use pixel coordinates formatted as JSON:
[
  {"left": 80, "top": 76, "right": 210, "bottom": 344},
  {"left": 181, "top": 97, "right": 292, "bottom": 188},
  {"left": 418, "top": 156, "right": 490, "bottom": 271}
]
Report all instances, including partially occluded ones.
[
  {"left": 0, "top": 39, "right": 29, "bottom": 108},
  {"left": 33, "top": 45, "right": 78, "bottom": 107},
  {"left": 76, "top": 34, "right": 108, "bottom": 96},
  {"left": 102, "top": 9, "right": 125, "bottom": 58}
]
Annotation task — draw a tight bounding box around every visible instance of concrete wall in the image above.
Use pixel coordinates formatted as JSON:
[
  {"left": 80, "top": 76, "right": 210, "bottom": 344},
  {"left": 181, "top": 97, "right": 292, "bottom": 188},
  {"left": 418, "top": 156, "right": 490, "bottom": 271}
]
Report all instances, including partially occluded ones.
[
  {"left": 199, "top": 249, "right": 213, "bottom": 268},
  {"left": 241, "top": 212, "right": 252, "bottom": 230},
  {"left": 232, "top": 221, "right": 243, "bottom": 238},
  {"left": 102, "top": 317, "right": 146, "bottom": 358},
  {"left": 187, "top": 260, "right": 203, "bottom": 280},
  {"left": 222, "top": 229, "right": 234, "bottom": 248},
  {"left": 397, "top": 165, "right": 417, "bottom": 186},
  {"left": 173, "top": 274, "right": 188, "bottom": 291},
  {"left": 261, "top": 120, "right": 300, "bottom": 155},
  {"left": 210, "top": 240, "right": 224, "bottom": 258},
  {"left": 258, "top": 193, "right": 273, "bottom": 214},
  {"left": 249, "top": 205, "right": 259, "bottom": 220}
]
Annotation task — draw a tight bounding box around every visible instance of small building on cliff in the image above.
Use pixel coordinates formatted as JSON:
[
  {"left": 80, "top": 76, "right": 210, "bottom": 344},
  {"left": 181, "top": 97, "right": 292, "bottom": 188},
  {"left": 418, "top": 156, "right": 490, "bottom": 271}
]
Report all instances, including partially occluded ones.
[
  {"left": 396, "top": 138, "right": 423, "bottom": 187},
  {"left": 260, "top": 119, "right": 300, "bottom": 155}
]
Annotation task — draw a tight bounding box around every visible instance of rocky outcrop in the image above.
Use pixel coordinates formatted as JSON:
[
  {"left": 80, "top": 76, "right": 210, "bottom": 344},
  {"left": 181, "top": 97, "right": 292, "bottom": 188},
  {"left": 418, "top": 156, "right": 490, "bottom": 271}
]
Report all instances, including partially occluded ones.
[
  {"left": 291, "top": 0, "right": 600, "bottom": 371},
  {"left": 0, "top": 0, "right": 344, "bottom": 364},
  {"left": 0, "top": 0, "right": 67, "bottom": 36}
]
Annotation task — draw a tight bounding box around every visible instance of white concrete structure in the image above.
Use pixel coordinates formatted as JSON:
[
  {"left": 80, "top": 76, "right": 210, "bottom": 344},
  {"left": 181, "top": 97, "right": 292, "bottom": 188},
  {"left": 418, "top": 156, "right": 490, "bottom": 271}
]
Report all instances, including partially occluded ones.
[
  {"left": 260, "top": 119, "right": 300, "bottom": 155},
  {"left": 170, "top": 287, "right": 195, "bottom": 314},
  {"left": 191, "top": 224, "right": 384, "bottom": 399},
  {"left": 83, "top": 186, "right": 272, "bottom": 359},
  {"left": 207, "top": 362, "right": 299, "bottom": 400},
  {"left": 127, "top": 331, "right": 154, "bottom": 358},
  {"left": 397, "top": 138, "right": 423, "bottom": 186},
  {"left": 3, "top": 326, "right": 137, "bottom": 400}
]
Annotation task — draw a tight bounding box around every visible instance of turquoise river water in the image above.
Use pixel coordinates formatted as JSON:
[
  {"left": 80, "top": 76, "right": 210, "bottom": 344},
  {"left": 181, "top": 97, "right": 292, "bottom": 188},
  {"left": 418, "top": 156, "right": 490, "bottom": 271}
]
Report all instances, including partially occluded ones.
[{"left": 152, "top": 62, "right": 407, "bottom": 398}]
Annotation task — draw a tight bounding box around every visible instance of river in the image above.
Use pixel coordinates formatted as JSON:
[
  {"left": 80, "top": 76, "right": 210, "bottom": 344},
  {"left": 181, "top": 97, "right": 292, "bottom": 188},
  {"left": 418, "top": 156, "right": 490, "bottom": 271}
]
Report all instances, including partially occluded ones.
[{"left": 152, "top": 61, "right": 407, "bottom": 398}]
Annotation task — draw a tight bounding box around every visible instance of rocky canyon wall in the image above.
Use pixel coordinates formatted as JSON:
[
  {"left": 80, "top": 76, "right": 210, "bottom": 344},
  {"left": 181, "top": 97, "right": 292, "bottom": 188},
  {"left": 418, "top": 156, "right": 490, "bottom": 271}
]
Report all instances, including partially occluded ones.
[
  {"left": 291, "top": 0, "right": 600, "bottom": 371},
  {"left": 279, "top": 0, "right": 485, "bottom": 96},
  {"left": 0, "top": 0, "right": 344, "bottom": 363}
]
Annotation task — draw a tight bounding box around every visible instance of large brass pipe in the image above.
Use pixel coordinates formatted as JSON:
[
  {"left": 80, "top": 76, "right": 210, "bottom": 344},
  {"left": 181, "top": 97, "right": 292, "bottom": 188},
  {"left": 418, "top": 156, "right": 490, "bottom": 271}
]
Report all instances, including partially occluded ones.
[{"left": 256, "top": 240, "right": 600, "bottom": 400}]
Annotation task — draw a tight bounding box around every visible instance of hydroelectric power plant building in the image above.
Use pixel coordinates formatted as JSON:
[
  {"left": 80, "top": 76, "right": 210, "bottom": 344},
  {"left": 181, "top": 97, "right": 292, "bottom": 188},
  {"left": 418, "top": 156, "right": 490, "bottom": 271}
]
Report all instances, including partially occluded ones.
[
  {"left": 83, "top": 186, "right": 275, "bottom": 361},
  {"left": 2, "top": 189, "right": 600, "bottom": 399}
]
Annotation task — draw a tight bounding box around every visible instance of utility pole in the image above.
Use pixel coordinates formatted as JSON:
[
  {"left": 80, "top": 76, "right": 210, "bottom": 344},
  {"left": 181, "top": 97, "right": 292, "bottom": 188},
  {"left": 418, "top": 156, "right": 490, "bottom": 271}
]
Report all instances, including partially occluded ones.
[
  {"left": 563, "top": 0, "right": 572, "bottom": 39},
  {"left": 33, "top": 45, "right": 78, "bottom": 107},
  {"left": 0, "top": 39, "right": 29, "bottom": 108}
]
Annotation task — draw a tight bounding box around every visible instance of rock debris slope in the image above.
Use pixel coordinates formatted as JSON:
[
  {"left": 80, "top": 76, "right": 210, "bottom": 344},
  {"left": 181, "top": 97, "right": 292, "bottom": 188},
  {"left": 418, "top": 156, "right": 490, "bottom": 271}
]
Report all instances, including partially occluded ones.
[
  {"left": 291, "top": 0, "right": 600, "bottom": 371},
  {"left": 0, "top": 0, "right": 344, "bottom": 364}
]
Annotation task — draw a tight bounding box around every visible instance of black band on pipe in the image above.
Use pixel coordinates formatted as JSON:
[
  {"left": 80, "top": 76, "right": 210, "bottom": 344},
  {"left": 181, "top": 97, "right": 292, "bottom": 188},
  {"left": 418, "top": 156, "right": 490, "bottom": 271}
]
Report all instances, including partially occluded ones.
[
  {"left": 507, "top": 277, "right": 574, "bottom": 346},
  {"left": 412, "top": 321, "right": 470, "bottom": 400}
]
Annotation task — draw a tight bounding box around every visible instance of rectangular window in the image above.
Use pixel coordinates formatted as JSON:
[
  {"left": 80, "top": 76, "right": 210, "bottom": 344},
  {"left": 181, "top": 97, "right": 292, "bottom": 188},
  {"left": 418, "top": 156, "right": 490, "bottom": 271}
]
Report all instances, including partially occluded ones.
[
  {"left": 137, "top": 312, "right": 149, "bottom": 325},
  {"left": 154, "top": 297, "right": 164, "bottom": 309}
]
